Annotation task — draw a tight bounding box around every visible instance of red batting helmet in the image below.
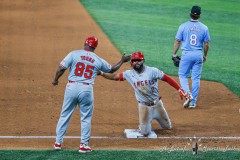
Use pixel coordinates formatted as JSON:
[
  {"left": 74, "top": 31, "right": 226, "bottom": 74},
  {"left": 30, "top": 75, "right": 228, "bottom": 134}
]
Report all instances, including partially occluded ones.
[
  {"left": 131, "top": 51, "right": 144, "bottom": 60},
  {"left": 130, "top": 51, "right": 144, "bottom": 67},
  {"left": 84, "top": 36, "right": 98, "bottom": 48}
]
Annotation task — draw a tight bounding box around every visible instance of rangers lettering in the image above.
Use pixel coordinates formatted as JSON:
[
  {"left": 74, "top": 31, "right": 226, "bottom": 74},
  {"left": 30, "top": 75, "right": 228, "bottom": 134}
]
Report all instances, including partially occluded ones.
[{"left": 189, "top": 27, "right": 200, "bottom": 32}]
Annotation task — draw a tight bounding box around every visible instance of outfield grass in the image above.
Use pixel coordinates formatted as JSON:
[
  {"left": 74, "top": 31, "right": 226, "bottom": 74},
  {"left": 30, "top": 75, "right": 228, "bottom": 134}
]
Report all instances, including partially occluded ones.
[
  {"left": 81, "top": 0, "right": 240, "bottom": 96},
  {"left": 0, "top": 150, "right": 239, "bottom": 160}
]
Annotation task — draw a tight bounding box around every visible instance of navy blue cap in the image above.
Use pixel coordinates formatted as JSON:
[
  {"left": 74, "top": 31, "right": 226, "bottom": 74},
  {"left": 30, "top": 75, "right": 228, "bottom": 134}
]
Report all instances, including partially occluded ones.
[{"left": 191, "top": 6, "right": 201, "bottom": 15}]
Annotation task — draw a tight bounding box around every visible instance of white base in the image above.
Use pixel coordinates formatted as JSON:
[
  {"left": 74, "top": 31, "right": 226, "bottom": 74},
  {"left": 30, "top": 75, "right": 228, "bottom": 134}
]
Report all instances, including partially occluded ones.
[{"left": 124, "top": 129, "right": 157, "bottom": 139}]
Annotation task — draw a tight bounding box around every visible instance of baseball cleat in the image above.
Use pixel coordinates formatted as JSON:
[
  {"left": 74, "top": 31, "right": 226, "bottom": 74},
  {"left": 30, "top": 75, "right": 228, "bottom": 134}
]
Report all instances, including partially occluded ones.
[
  {"left": 189, "top": 103, "right": 196, "bottom": 109},
  {"left": 79, "top": 143, "right": 92, "bottom": 153},
  {"left": 54, "top": 143, "right": 61, "bottom": 150}
]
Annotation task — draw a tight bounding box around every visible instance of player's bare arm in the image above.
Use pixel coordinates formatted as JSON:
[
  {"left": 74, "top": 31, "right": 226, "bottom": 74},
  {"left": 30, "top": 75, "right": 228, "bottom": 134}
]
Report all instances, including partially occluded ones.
[
  {"left": 52, "top": 66, "right": 66, "bottom": 86},
  {"left": 203, "top": 42, "right": 210, "bottom": 62},
  {"left": 173, "top": 40, "right": 181, "bottom": 57},
  {"left": 109, "top": 54, "right": 131, "bottom": 73},
  {"left": 100, "top": 71, "right": 120, "bottom": 81}
]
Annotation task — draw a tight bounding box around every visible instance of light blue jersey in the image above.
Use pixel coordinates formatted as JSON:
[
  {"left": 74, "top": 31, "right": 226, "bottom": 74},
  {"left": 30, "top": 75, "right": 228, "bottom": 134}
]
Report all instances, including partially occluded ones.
[
  {"left": 121, "top": 66, "right": 164, "bottom": 103},
  {"left": 60, "top": 50, "right": 112, "bottom": 84},
  {"left": 176, "top": 20, "right": 210, "bottom": 51},
  {"left": 175, "top": 19, "right": 211, "bottom": 107}
]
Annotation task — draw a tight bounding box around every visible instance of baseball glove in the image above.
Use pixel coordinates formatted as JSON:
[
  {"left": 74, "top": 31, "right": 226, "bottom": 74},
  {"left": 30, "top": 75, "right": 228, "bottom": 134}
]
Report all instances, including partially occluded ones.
[{"left": 172, "top": 55, "right": 181, "bottom": 67}]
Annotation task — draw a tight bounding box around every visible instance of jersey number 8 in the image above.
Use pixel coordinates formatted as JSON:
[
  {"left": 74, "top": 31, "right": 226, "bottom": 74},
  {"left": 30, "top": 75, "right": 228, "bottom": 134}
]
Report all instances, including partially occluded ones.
[
  {"left": 74, "top": 62, "right": 94, "bottom": 79},
  {"left": 190, "top": 34, "right": 198, "bottom": 46}
]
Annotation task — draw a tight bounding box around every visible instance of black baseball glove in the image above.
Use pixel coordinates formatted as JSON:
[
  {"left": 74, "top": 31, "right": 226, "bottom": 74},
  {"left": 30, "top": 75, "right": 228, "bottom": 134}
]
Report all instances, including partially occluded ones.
[{"left": 172, "top": 55, "right": 181, "bottom": 67}]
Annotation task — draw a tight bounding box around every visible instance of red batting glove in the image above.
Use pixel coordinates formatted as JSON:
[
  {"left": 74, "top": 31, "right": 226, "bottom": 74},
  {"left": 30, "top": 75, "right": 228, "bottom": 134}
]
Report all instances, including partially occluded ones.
[
  {"left": 179, "top": 88, "right": 193, "bottom": 101},
  {"left": 178, "top": 88, "right": 185, "bottom": 100}
]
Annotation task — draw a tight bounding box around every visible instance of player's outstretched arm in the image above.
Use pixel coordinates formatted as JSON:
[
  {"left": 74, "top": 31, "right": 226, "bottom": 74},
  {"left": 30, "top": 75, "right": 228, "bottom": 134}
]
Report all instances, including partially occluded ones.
[
  {"left": 109, "top": 54, "right": 131, "bottom": 73},
  {"left": 161, "top": 74, "right": 180, "bottom": 90},
  {"left": 161, "top": 74, "right": 190, "bottom": 100},
  {"left": 99, "top": 71, "right": 120, "bottom": 81},
  {"left": 52, "top": 66, "right": 67, "bottom": 86}
]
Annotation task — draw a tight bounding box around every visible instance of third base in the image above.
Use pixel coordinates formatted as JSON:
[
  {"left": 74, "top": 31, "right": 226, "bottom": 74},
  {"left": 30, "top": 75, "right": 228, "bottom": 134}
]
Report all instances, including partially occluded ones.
[{"left": 124, "top": 129, "right": 157, "bottom": 138}]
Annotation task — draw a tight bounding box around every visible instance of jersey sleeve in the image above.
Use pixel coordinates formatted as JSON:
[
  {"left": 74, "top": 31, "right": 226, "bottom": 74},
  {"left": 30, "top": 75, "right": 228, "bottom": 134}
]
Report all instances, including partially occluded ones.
[
  {"left": 175, "top": 24, "right": 184, "bottom": 41},
  {"left": 100, "top": 58, "right": 112, "bottom": 73},
  {"left": 122, "top": 70, "right": 131, "bottom": 82},
  {"left": 204, "top": 28, "right": 211, "bottom": 42},
  {"left": 152, "top": 67, "right": 164, "bottom": 79},
  {"left": 60, "top": 52, "right": 73, "bottom": 69}
]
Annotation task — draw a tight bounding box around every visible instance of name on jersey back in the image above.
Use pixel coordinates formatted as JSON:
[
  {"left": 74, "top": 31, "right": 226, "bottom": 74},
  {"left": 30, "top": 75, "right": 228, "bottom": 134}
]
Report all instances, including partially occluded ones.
[
  {"left": 189, "top": 27, "right": 200, "bottom": 32},
  {"left": 81, "top": 56, "right": 95, "bottom": 63}
]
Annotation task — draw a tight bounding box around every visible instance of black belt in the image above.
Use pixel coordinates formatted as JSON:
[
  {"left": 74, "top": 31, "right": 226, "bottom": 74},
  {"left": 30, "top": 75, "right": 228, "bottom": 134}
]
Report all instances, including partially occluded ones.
[
  {"left": 143, "top": 101, "right": 155, "bottom": 106},
  {"left": 68, "top": 80, "right": 89, "bottom": 85},
  {"left": 139, "top": 97, "right": 162, "bottom": 106}
]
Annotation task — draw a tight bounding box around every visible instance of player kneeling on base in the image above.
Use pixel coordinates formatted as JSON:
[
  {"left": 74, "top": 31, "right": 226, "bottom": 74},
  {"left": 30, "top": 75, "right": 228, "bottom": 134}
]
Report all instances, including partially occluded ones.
[{"left": 99, "top": 51, "right": 191, "bottom": 136}]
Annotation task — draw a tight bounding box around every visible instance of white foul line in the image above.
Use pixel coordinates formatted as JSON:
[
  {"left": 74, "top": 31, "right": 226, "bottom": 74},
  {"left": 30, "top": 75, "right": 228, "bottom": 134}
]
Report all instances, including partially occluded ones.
[{"left": 0, "top": 136, "right": 240, "bottom": 139}]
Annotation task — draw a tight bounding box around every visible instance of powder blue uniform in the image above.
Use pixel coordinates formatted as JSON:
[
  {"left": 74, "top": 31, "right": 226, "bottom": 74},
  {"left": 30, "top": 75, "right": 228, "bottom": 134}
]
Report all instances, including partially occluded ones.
[
  {"left": 176, "top": 20, "right": 210, "bottom": 105},
  {"left": 56, "top": 49, "right": 111, "bottom": 145},
  {"left": 120, "top": 66, "right": 172, "bottom": 135}
]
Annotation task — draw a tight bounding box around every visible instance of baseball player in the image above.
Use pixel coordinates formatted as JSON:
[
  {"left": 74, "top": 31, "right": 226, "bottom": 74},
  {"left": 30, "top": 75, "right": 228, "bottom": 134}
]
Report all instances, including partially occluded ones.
[
  {"left": 52, "top": 36, "right": 130, "bottom": 153},
  {"left": 99, "top": 51, "right": 191, "bottom": 136},
  {"left": 172, "top": 6, "right": 210, "bottom": 108}
]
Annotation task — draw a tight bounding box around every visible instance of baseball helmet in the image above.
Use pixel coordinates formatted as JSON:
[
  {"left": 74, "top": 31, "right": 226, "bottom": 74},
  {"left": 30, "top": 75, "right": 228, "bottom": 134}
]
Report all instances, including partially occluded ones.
[
  {"left": 130, "top": 51, "right": 144, "bottom": 67},
  {"left": 84, "top": 36, "right": 98, "bottom": 48},
  {"left": 131, "top": 51, "right": 144, "bottom": 61}
]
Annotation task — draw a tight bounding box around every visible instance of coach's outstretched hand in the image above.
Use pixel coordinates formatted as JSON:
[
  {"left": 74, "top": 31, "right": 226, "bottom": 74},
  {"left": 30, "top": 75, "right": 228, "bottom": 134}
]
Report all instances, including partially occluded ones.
[{"left": 121, "top": 54, "right": 131, "bottom": 62}]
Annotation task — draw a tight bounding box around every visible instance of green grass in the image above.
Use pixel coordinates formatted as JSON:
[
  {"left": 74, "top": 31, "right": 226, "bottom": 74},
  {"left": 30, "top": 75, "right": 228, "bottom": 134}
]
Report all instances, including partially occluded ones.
[
  {"left": 0, "top": 150, "right": 239, "bottom": 160},
  {"left": 80, "top": 0, "right": 240, "bottom": 96}
]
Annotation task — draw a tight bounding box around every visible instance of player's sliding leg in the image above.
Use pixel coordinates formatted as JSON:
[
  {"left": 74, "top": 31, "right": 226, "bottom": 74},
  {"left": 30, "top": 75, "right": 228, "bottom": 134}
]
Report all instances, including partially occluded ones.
[
  {"left": 138, "top": 104, "right": 152, "bottom": 136},
  {"left": 154, "top": 100, "right": 172, "bottom": 129}
]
